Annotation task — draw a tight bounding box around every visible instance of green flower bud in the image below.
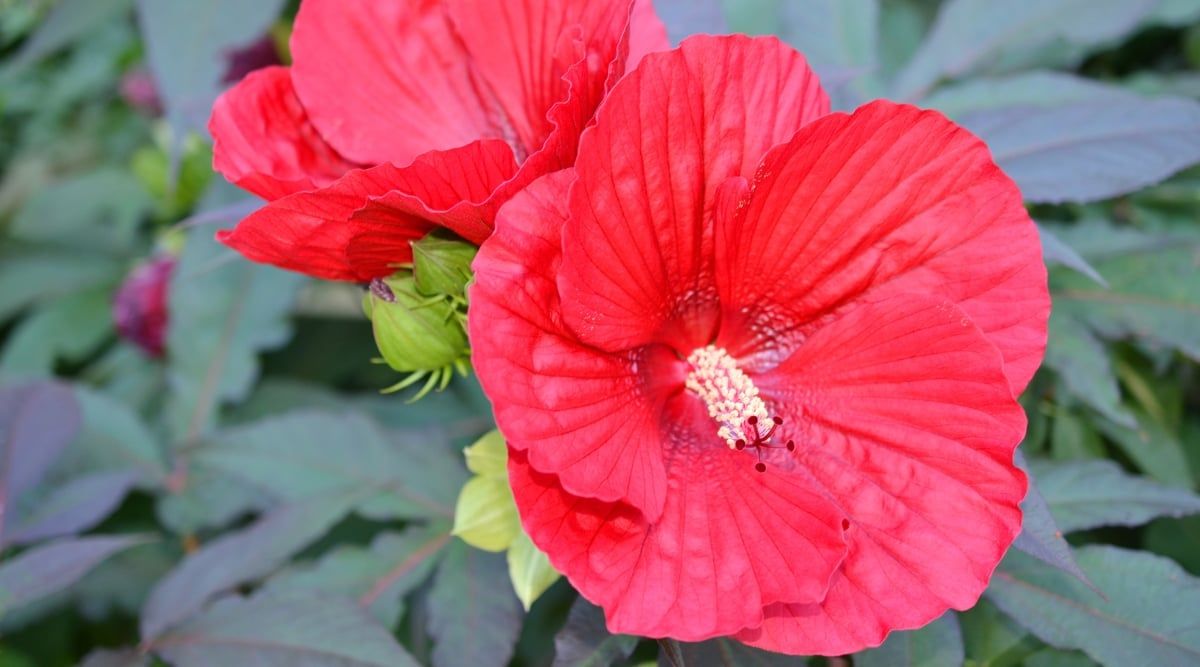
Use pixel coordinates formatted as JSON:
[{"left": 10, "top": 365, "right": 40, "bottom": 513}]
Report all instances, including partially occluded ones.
[
  {"left": 363, "top": 273, "right": 470, "bottom": 399},
  {"left": 411, "top": 233, "right": 478, "bottom": 300}
]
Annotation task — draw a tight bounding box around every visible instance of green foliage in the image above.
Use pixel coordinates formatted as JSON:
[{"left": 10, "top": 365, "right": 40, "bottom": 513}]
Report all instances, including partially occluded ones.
[{"left": 1, "top": 1, "right": 1200, "bottom": 665}]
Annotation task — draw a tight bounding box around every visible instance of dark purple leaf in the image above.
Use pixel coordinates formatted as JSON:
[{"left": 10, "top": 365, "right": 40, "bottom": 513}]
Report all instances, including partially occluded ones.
[
  {"left": 427, "top": 539, "right": 523, "bottom": 667},
  {"left": 0, "top": 535, "right": 149, "bottom": 617},
  {"left": 141, "top": 488, "right": 368, "bottom": 639},
  {"left": 7, "top": 469, "right": 137, "bottom": 545},
  {"left": 0, "top": 382, "right": 81, "bottom": 543},
  {"left": 553, "top": 597, "right": 637, "bottom": 667}
]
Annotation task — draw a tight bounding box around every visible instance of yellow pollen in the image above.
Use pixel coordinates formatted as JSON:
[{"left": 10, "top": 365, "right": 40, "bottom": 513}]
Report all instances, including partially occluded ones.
[{"left": 684, "top": 345, "right": 770, "bottom": 448}]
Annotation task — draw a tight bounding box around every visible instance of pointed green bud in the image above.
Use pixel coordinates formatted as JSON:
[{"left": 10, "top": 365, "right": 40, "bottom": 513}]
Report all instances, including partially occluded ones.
[
  {"left": 363, "top": 273, "right": 469, "bottom": 374},
  {"left": 412, "top": 234, "right": 478, "bottom": 299}
]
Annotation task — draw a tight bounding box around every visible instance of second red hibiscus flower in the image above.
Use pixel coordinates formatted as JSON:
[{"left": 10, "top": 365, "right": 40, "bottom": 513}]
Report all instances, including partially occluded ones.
[{"left": 469, "top": 35, "right": 1050, "bottom": 655}]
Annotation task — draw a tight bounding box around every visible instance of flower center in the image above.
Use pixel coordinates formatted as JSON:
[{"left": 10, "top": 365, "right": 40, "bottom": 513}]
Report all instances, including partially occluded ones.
[{"left": 684, "top": 346, "right": 794, "bottom": 471}]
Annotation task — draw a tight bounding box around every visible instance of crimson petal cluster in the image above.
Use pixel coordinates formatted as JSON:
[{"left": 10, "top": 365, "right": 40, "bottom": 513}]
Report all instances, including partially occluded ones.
[
  {"left": 469, "top": 35, "right": 1050, "bottom": 654},
  {"left": 209, "top": 0, "right": 666, "bottom": 282}
]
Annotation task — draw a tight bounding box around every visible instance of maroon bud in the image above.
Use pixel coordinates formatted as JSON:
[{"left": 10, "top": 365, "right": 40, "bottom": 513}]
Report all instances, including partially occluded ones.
[
  {"left": 119, "top": 68, "right": 163, "bottom": 116},
  {"left": 222, "top": 35, "right": 283, "bottom": 85},
  {"left": 113, "top": 256, "right": 175, "bottom": 358}
]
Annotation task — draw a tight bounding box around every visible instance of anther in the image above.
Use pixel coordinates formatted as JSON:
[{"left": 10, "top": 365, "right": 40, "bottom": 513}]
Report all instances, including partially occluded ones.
[{"left": 754, "top": 462, "right": 767, "bottom": 473}]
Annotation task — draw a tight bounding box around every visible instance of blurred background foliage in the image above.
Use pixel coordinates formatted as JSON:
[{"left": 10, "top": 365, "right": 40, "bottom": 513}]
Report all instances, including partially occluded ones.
[{"left": 1, "top": 0, "right": 1200, "bottom": 666}]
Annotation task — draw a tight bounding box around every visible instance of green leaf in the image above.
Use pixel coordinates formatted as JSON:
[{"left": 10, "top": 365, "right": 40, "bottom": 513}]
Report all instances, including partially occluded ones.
[
  {"left": 134, "top": 0, "right": 286, "bottom": 140},
  {"left": 0, "top": 382, "right": 81, "bottom": 545},
  {"left": 1050, "top": 221, "right": 1200, "bottom": 361},
  {"left": 141, "top": 488, "right": 369, "bottom": 639},
  {"left": 893, "top": 0, "right": 1157, "bottom": 100},
  {"left": 150, "top": 592, "right": 418, "bottom": 667},
  {"left": 155, "top": 464, "right": 273, "bottom": 535},
  {"left": 1031, "top": 458, "right": 1200, "bottom": 532},
  {"left": 959, "top": 598, "right": 1042, "bottom": 667},
  {"left": 0, "top": 288, "right": 114, "bottom": 380},
  {"left": 0, "top": 535, "right": 149, "bottom": 619},
  {"left": 1095, "top": 407, "right": 1195, "bottom": 488},
  {"left": 4, "top": 0, "right": 132, "bottom": 71},
  {"left": 427, "top": 539, "right": 523, "bottom": 667},
  {"left": 960, "top": 97, "right": 1200, "bottom": 204},
  {"left": 552, "top": 598, "right": 637, "bottom": 667},
  {"left": 10, "top": 168, "right": 150, "bottom": 253},
  {"left": 1040, "top": 224, "right": 1107, "bottom": 288},
  {"left": 923, "top": 71, "right": 1133, "bottom": 119},
  {"left": 1025, "top": 648, "right": 1101, "bottom": 667},
  {"left": 988, "top": 546, "right": 1200, "bottom": 666},
  {"left": 1011, "top": 452, "right": 1095, "bottom": 588},
  {"left": 452, "top": 476, "right": 520, "bottom": 552},
  {"left": 0, "top": 247, "right": 121, "bottom": 324},
  {"left": 464, "top": 430, "right": 508, "bottom": 478},
  {"left": 165, "top": 226, "right": 304, "bottom": 444},
  {"left": 266, "top": 527, "right": 451, "bottom": 627},
  {"left": 71, "top": 387, "right": 169, "bottom": 486},
  {"left": 507, "top": 532, "right": 560, "bottom": 611},
  {"left": 1044, "top": 311, "right": 1132, "bottom": 428},
  {"left": 195, "top": 411, "right": 465, "bottom": 521},
  {"left": 855, "top": 612, "right": 964, "bottom": 667}
]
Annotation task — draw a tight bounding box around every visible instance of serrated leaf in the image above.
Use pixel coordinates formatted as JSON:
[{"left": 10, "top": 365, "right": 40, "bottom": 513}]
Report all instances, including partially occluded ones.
[
  {"left": 507, "top": 532, "right": 560, "bottom": 611},
  {"left": 988, "top": 546, "right": 1200, "bottom": 666},
  {"left": 141, "top": 488, "right": 368, "bottom": 639},
  {"left": 427, "top": 539, "right": 523, "bottom": 667},
  {"left": 0, "top": 382, "right": 81, "bottom": 544},
  {"left": 893, "top": 0, "right": 1157, "bottom": 100},
  {"left": 1011, "top": 452, "right": 1095, "bottom": 589},
  {"left": 266, "top": 527, "right": 450, "bottom": 627},
  {"left": 553, "top": 598, "right": 637, "bottom": 667},
  {"left": 452, "top": 476, "right": 520, "bottom": 552},
  {"left": 1031, "top": 458, "right": 1200, "bottom": 532},
  {"left": 960, "top": 97, "right": 1200, "bottom": 203},
  {"left": 0, "top": 535, "right": 148, "bottom": 619},
  {"left": 165, "top": 225, "right": 304, "bottom": 444},
  {"left": 6, "top": 469, "right": 137, "bottom": 545},
  {"left": 195, "top": 411, "right": 464, "bottom": 521},
  {"left": 151, "top": 592, "right": 418, "bottom": 667},
  {"left": 134, "top": 0, "right": 286, "bottom": 140},
  {"left": 855, "top": 612, "right": 964, "bottom": 667}
]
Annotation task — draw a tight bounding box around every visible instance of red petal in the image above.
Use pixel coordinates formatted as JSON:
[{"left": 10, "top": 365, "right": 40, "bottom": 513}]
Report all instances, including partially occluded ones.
[
  {"left": 737, "top": 295, "right": 1026, "bottom": 655},
  {"left": 625, "top": 0, "right": 669, "bottom": 68},
  {"left": 290, "top": 0, "right": 502, "bottom": 166},
  {"left": 509, "top": 442, "right": 848, "bottom": 641},
  {"left": 209, "top": 67, "right": 356, "bottom": 201},
  {"left": 717, "top": 101, "right": 1048, "bottom": 392},
  {"left": 445, "top": 0, "right": 635, "bottom": 159},
  {"left": 217, "top": 165, "right": 435, "bottom": 282},
  {"left": 558, "top": 35, "right": 829, "bottom": 354},
  {"left": 470, "top": 172, "right": 670, "bottom": 519}
]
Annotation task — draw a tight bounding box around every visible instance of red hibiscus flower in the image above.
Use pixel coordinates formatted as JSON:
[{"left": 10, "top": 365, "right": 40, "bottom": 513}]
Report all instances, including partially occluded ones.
[
  {"left": 469, "top": 36, "right": 1050, "bottom": 654},
  {"left": 209, "top": 0, "right": 667, "bottom": 282}
]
